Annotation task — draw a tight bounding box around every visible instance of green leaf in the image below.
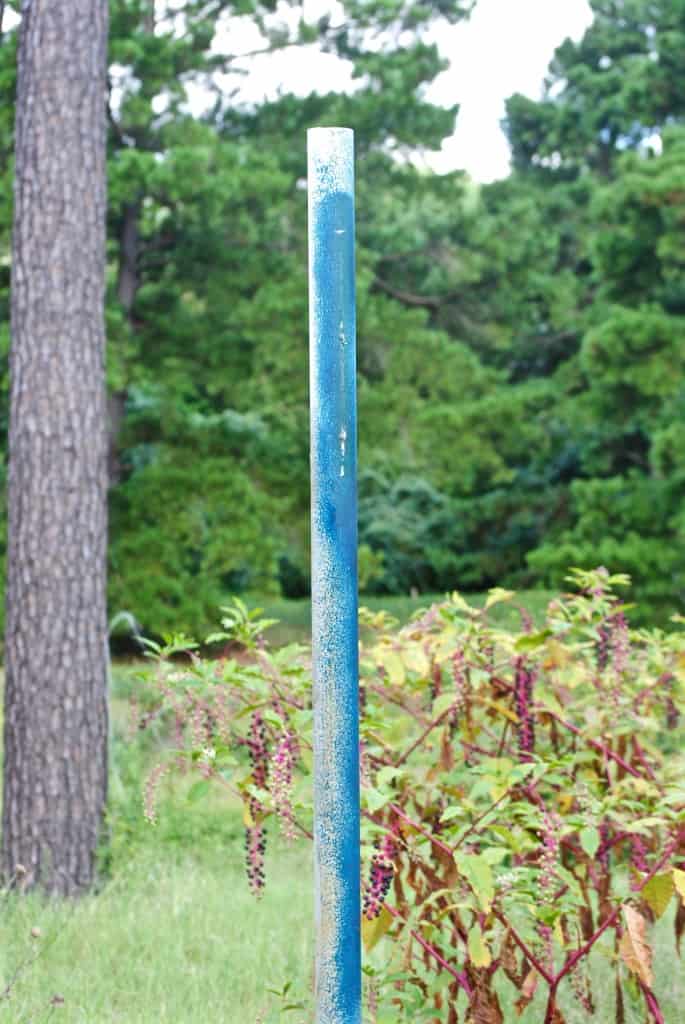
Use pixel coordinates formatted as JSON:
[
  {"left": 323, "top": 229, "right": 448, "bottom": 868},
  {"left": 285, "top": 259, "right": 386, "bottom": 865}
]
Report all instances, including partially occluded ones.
[
  {"left": 432, "top": 693, "right": 456, "bottom": 720},
  {"left": 514, "top": 630, "right": 552, "bottom": 652},
  {"left": 204, "top": 631, "right": 229, "bottom": 645},
  {"left": 481, "top": 847, "right": 509, "bottom": 865},
  {"left": 642, "top": 873, "right": 674, "bottom": 920},
  {"left": 455, "top": 853, "right": 494, "bottom": 912},
  {"left": 187, "top": 780, "right": 210, "bottom": 803},
  {"left": 484, "top": 588, "right": 516, "bottom": 610},
  {"left": 449, "top": 592, "right": 476, "bottom": 614},
  {"left": 376, "top": 766, "right": 403, "bottom": 788},
  {"left": 292, "top": 708, "right": 313, "bottom": 730},
  {"left": 403, "top": 645, "right": 430, "bottom": 678},
  {"left": 378, "top": 649, "right": 405, "bottom": 687},
  {"left": 467, "top": 923, "right": 492, "bottom": 967},
  {"left": 579, "top": 826, "right": 600, "bottom": 859},
  {"left": 364, "top": 788, "right": 391, "bottom": 814},
  {"left": 362, "top": 906, "right": 393, "bottom": 952}
]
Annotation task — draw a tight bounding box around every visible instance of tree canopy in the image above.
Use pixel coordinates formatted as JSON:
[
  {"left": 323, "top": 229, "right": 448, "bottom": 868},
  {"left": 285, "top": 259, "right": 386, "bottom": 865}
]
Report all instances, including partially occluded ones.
[{"left": 0, "top": 0, "right": 683, "bottom": 634}]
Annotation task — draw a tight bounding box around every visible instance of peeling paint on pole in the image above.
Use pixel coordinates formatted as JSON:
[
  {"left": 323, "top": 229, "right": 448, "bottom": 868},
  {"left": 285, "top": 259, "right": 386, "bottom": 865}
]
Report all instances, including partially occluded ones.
[{"left": 308, "top": 126, "right": 361, "bottom": 1024}]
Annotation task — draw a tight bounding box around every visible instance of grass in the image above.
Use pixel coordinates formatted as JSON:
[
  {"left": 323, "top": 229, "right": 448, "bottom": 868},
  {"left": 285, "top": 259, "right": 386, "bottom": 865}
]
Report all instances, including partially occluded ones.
[{"left": 0, "top": 837, "right": 313, "bottom": 1023}]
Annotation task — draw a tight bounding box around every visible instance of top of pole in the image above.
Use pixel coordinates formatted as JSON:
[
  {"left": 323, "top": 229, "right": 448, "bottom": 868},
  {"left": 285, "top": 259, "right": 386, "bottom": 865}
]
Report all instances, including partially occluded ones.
[{"left": 307, "top": 127, "right": 354, "bottom": 200}]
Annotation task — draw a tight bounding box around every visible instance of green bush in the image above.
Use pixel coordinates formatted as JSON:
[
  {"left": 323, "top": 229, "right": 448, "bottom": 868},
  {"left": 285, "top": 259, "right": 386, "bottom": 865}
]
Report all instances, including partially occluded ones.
[{"left": 134, "top": 570, "right": 685, "bottom": 1023}]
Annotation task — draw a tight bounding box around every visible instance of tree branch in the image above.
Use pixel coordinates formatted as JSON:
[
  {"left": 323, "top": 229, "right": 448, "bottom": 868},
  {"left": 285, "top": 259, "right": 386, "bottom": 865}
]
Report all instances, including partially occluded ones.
[
  {"left": 383, "top": 902, "right": 473, "bottom": 999},
  {"left": 373, "top": 275, "right": 445, "bottom": 309}
]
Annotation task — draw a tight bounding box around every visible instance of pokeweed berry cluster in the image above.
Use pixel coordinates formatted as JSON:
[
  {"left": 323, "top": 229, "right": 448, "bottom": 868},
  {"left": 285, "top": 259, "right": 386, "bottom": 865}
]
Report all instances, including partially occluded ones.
[
  {"left": 143, "top": 760, "right": 168, "bottom": 824},
  {"left": 270, "top": 732, "right": 296, "bottom": 842},
  {"left": 537, "top": 810, "right": 562, "bottom": 970},
  {"left": 513, "top": 655, "right": 535, "bottom": 761},
  {"left": 630, "top": 834, "right": 650, "bottom": 890},
  {"left": 595, "top": 623, "right": 610, "bottom": 672},
  {"left": 609, "top": 608, "right": 629, "bottom": 676},
  {"left": 363, "top": 830, "right": 396, "bottom": 920},
  {"left": 245, "top": 711, "right": 268, "bottom": 896},
  {"left": 451, "top": 650, "right": 468, "bottom": 717}
]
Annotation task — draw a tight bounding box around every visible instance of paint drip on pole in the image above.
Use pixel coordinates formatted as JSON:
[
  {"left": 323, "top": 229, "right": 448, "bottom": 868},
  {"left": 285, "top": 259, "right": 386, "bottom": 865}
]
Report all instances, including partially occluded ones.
[{"left": 308, "top": 127, "right": 361, "bottom": 1024}]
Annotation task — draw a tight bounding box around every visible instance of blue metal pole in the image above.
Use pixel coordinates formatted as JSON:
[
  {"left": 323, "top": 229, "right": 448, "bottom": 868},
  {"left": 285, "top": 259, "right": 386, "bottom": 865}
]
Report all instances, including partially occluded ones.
[{"left": 307, "top": 126, "right": 361, "bottom": 1024}]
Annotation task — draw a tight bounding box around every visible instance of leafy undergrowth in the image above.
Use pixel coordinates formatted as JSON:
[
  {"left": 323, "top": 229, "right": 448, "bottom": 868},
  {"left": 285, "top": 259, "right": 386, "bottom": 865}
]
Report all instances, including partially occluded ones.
[{"left": 132, "top": 569, "right": 685, "bottom": 1023}]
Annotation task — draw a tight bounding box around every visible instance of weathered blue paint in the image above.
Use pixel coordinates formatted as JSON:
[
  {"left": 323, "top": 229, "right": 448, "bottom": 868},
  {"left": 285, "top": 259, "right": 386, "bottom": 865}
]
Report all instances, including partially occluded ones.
[{"left": 307, "top": 127, "right": 361, "bottom": 1024}]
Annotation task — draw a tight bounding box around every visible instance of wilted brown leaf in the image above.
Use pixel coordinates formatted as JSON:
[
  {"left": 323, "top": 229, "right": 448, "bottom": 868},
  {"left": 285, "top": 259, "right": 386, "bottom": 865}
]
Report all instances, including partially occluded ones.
[
  {"left": 499, "top": 930, "right": 524, "bottom": 986},
  {"left": 514, "top": 969, "right": 538, "bottom": 1016},
  {"left": 465, "top": 966, "right": 504, "bottom": 1024},
  {"left": 619, "top": 906, "right": 653, "bottom": 988}
]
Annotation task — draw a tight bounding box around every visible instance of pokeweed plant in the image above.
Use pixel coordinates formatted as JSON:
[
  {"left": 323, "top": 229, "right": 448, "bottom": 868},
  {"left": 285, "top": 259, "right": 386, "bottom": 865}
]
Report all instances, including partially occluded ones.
[{"left": 134, "top": 571, "right": 685, "bottom": 1023}]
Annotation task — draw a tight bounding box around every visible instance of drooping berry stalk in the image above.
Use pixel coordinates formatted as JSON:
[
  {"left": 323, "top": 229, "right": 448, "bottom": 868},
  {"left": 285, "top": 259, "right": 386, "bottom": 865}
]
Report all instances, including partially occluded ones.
[
  {"left": 363, "top": 830, "right": 397, "bottom": 920},
  {"left": 609, "top": 609, "right": 629, "bottom": 676},
  {"left": 514, "top": 657, "right": 535, "bottom": 761},
  {"left": 571, "top": 962, "right": 595, "bottom": 1015},
  {"left": 245, "top": 821, "right": 266, "bottom": 896},
  {"left": 451, "top": 651, "right": 467, "bottom": 718},
  {"left": 538, "top": 811, "right": 561, "bottom": 900},
  {"left": 143, "top": 761, "right": 168, "bottom": 824},
  {"left": 595, "top": 624, "right": 610, "bottom": 672},
  {"left": 630, "top": 835, "right": 649, "bottom": 890},
  {"left": 537, "top": 810, "right": 561, "bottom": 971},
  {"left": 245, "top": 711, "right": 268, "bottom": 896},
  {"left": 271, "top": 731, "right": 296, "bottom": 842},
  {"left": 189, "top": 696, "right": 211, "bottom": 750}
]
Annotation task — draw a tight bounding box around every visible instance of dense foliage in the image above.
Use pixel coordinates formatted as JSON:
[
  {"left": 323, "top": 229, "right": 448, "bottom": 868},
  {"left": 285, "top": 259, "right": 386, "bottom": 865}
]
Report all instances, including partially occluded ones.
[
  {"left": 135, "top": 570, "right": 685, "bottom": 1022},
  {"left": 1, "top": 0, "right": 684, "bottom": 632}
]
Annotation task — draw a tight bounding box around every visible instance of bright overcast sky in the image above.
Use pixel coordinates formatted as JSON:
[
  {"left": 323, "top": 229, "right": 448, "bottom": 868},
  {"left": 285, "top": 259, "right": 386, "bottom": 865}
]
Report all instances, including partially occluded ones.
[
  {"left": 425, "top": 0, "right": 594, "bottom": 179},
  {"left": 218, "top": 0, "right": 594, "bottom": 182}
]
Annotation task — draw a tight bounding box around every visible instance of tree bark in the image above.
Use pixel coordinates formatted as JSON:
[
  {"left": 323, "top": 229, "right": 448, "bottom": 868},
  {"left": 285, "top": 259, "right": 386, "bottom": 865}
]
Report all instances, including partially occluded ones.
[{"left": 2, "top": 0, "right": 109, "bottom": 896}]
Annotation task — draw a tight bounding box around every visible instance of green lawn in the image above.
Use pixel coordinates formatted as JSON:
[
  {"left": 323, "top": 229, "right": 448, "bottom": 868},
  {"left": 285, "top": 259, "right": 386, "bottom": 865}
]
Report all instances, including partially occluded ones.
[{"left": 0, "top": 837, "right": 313, "bottom": 1023}]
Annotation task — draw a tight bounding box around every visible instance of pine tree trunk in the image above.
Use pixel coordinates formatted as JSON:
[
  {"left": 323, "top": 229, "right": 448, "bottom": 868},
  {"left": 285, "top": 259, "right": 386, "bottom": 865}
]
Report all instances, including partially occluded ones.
[{"left": 2, "top": 0, "right": 109, "bottom": 896}]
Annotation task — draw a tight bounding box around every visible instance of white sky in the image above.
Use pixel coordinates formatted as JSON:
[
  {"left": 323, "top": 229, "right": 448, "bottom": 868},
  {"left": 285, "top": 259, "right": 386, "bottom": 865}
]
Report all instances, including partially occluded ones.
[
  {"left": 213, "top": 0, "right": 594, "bottom": 182},
  {"left": 425, "top": 0, "right": 594, "bottom": 178}
]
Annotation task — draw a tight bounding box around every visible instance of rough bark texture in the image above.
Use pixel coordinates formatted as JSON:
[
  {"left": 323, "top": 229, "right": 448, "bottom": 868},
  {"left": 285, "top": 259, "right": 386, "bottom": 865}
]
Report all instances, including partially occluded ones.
[{"left": 2, "top": 0, "right": 109, "bottom": 896}]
